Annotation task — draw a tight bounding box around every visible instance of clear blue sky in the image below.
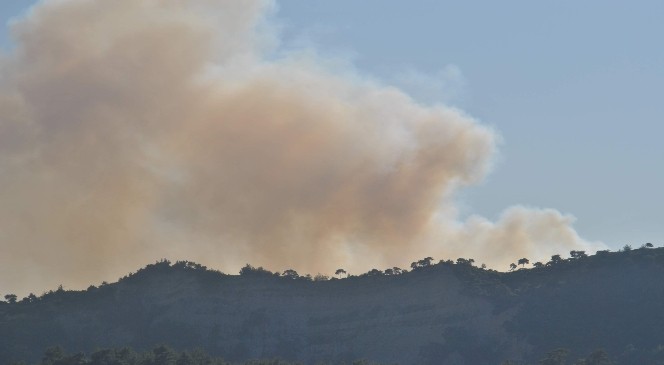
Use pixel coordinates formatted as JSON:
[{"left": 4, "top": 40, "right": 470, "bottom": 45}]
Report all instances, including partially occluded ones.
[{"left": 2, "top": 0, "right": 662, "bottom": 250}]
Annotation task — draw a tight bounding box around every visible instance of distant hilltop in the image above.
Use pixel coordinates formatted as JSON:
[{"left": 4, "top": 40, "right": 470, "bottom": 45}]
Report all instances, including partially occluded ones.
[{"left": 2, "top": 244, "right": 664, "bottom": 365}]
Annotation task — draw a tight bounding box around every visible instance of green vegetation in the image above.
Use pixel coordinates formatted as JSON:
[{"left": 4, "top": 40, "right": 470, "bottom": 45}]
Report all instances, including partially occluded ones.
[
  {"left": 13, "top": 346, "right": 392, "bottom": 365},
  {"left": 14, "top": 344, "right": 663, "bottom": 365},
  {"left": 501, "top": 345, "right": 664, "bottom": 364},
  {"left": 1, "top": 244, "right": 663, "bottom": 365}
]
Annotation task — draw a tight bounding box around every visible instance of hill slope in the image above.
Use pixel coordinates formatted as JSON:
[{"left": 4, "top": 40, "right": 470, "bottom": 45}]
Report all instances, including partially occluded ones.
[{"left": 2, "top": 247, "right": 664, "bottom": 364}]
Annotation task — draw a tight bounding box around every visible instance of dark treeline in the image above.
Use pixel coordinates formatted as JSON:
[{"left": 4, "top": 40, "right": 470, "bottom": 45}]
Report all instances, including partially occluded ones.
[
  {"left": 2, "top": 244, "right": 664, "bottom": 365},
  {"left": 503, "top": 346, "right": 664, "bottom": 365},
  {"left": 12, "top": 346, "right": 391, "bottom": 365},
  {"left": 1, "top": 242, "right": 658, "bottom": 306},
  {"left": 14, "top": 345, "right": 664, "bottom": 365}
]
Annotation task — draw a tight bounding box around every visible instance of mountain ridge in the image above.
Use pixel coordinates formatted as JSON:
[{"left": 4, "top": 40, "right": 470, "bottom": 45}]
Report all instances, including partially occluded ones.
[{"left": 2, "top": 246, "right": 664, "bottom": 364}]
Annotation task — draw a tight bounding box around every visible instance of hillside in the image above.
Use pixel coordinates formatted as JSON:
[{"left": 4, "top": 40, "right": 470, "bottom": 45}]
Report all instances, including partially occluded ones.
[{"left": 2, "top": 246, "right": 664, "bottom": 365}]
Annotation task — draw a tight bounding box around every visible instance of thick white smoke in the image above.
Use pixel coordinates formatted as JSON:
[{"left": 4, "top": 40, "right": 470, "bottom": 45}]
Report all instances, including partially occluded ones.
[{"left": 0, "top": 0, "right": 602, "bottom": 295}]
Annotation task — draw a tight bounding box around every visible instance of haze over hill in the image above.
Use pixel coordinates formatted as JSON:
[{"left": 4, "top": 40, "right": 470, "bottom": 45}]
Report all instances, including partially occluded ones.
[
  {"left": 0, "top": 0, "right": 606, "bottom": 297},
  {"left": 2, "top": 245, "right": 663, "bottom": 364}
]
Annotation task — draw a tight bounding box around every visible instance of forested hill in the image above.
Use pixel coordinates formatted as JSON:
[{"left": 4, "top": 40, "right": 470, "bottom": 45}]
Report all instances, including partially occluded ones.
[{"left": 2, "top": 245, "right": 664, "bottom": 365}]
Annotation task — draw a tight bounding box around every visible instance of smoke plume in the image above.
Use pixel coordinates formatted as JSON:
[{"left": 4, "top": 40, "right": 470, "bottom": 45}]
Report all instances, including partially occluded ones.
[{"left": 0, "top": 0, "right": 602, "bottom": 294}]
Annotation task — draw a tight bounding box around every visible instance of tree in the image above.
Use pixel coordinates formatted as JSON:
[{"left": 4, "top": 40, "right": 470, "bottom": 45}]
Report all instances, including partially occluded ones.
[
  {"left": 509, "top": 263, "right": 517, "bottom": 271},
  {"left": 539, "top": 348, "right": 570, "bottom": 365},
  {"left": 4, "top": 294, "right": 17, "bottom": 304},
  {"left": 21, "top": 293, "right": 37, "bottom": 304},
  {"left": 644, "top": 242, "right": 654, "bottom": 248},
  {"left": 152, "top": 345, "right": 177, "bottom": 365},
  {"left": 239, "top": 264, "right": 273, "bottom": 277},
  {"left": 176, "top": 352, "right": 195, "bottom": 365},
  {"left": 622, "top": 244, "right": 632, "bottom": 252},
  {"left": 335, "top": 268, "right": 347, "bottom": 278},
  {"left": 576, "top": 349, "right": 614, "bottom": 365},
  {"left": 178, "top": 348, "right": 216, "bottom": 365},
  {"left": 313, "top": 273, "right": 329, "bottom": 281},
  {"left": 91, "top": 349, "right": 125, "bottom": 364},
  {"left": 364, "top": 269, "right": 383, "bottom": 277},
  {"left": 549, "top": 254, "right": 564, "bottom": 265},
  {"left": 570, "top": 250, "right": 587, "bottom": 259},
  {"left": 41, "top": 346, "right": 65, "bottom": 365},
  {"left": 58, "top": 352, "right": 87, "bottom": 365},
  {"left": 456, "top": 258, "right": 475, "bottom": 266},
  {"left": 518, "top": 258, "right": 530, "bottom": 267},
  {"left": 282, "top": 269, "right": 299, "bottom": 279},
  {"left": 411, "top": 256, "right": 435, "bottom": 270},
  {"left": 533, "top": 262, "right": 544, "bottom": 268}
]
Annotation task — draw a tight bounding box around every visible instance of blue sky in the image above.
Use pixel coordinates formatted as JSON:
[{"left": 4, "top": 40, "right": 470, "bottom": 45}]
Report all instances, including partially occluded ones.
[
  {"left": 2, "top": 0, "right": 662, "bottom": 251},
  {"left": 276, "top": 0, "right": 664, "bottom": 249}
]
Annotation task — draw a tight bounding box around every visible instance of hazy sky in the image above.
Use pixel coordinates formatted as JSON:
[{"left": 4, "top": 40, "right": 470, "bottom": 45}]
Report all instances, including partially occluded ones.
[
  {"left": 0, "top": 1, "right": 661, "bottom": 294},
  {"left": 3, "top": 1, "right": 660, "bottom": 249},
  {"left": 273, "top": 0, "right": 664, "bottom": 248}
]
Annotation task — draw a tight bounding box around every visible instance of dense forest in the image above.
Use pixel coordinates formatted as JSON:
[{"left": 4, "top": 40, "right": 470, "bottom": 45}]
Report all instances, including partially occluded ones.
[
  {"left": 4, "top": 345, "right": 623, "bottom": 365},
  {"left": 11, "top": 345, "right": 392, "bottom": 365},
  {"left": 2, "top": 244, "right": 664, "bottom": 365}
]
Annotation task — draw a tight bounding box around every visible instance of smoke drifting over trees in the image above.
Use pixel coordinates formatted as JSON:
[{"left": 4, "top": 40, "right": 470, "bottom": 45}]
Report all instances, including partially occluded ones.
[{"left": 0, "top": 0, "right": 601, "bottom": 294}]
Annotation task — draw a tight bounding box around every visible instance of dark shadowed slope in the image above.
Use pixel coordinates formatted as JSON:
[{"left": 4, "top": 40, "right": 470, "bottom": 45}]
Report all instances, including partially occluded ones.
[{"left": 2, "top": 247, "right": 664, "bottom": 365}]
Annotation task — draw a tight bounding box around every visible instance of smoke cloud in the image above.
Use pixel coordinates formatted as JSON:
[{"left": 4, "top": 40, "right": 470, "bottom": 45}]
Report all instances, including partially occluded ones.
[{"left": 0, "top": 0, "right": 602, "bottom": 295}]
